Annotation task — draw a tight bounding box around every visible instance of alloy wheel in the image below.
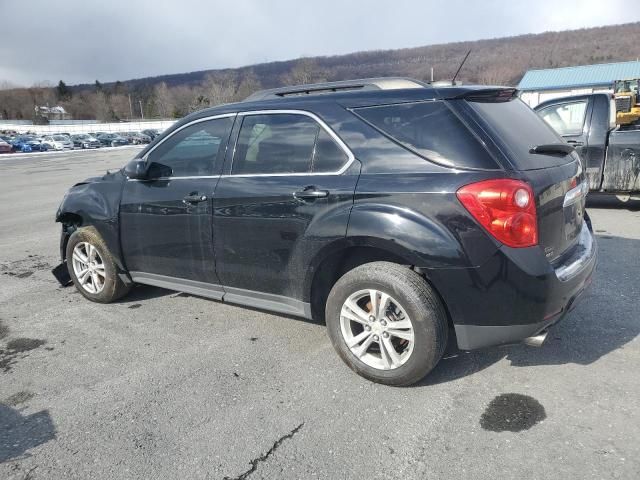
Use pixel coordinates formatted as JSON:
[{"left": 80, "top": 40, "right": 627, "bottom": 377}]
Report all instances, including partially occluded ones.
[
  {"left": 339, "top": 289, "right": 415, "bottom": 370},
  {"left": 72, "top": 242, "right": 106, "bottom": 294}
]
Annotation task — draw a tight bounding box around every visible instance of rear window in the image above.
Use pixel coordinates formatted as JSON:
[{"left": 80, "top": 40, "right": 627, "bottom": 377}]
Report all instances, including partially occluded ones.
[
  {"left": 469, "top": 98, "right": 572, "bottom": 170},
  {"left": 353, "top": 100, "right": 498, "bottom": 169}
]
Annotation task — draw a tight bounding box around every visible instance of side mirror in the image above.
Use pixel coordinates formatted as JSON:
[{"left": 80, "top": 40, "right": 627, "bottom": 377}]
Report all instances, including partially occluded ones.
[{"left": 123, "top": 158, "right": 148, "bottom": 180}]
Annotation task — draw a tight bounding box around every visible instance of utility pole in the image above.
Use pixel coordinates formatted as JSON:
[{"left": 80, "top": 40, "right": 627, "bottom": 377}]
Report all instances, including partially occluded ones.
[
  {"left": 128, "top": 94, "right": 133, "bottom": 120},
  {"left": 139, "top": 100, "right": 144, "bottom": 119}
]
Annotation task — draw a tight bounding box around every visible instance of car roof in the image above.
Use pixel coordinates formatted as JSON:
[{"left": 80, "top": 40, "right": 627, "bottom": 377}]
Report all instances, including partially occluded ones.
[{"left": 177, "top": 78, "right": 512, "bottom": 125}]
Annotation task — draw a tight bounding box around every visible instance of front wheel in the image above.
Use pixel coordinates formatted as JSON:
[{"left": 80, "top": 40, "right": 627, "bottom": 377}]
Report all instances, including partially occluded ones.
[
  {"left": 326, "top": 262, "right": 448, "bottom": 386},
  {"left": 66, "top": 227, "right": 131, "bottom": 303}
]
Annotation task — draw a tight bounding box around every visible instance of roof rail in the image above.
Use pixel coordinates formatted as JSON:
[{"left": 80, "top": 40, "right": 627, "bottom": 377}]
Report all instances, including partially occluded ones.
[{"left": 243, "top": 77, "right": 429, "bottom": 102}]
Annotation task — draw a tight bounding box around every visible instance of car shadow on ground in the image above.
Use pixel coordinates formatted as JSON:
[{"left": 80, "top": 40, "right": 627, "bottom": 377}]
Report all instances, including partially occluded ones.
[
  {"left": 0, "top": 404, "right": 56, "bottom": 463},
  {"left": 420, "top": 233, "right": 640, "bottom": 387},
  {"left": 115, "top": 285, "right": 173, "bottom": 303},
  {"left": 117, "top": 285, "right": 328, "bottom": 325}
]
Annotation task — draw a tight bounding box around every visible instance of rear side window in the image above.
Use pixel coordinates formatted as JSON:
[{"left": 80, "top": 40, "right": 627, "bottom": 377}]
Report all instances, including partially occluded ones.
[
  {"left": 232, "top": 113, "right": 349, "bottom": 175},
  {"left": 469, "top": 98, "right": 572, "bottom": 170},
  {"left": 354, "top": 101, "right": 497, "bottom": 169},
  {"left": 537, "top": 101, "right": 587, "bottom": 136}
]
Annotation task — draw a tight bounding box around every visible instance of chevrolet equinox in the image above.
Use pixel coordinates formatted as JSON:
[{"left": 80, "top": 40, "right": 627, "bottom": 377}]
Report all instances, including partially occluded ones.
[{"left": 54, "top": 78, "right": 597, "bottom": 386}]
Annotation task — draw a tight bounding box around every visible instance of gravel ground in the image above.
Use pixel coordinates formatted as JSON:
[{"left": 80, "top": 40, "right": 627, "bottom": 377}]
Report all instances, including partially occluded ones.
[{"left": 0, "top": 149, "right": 638, "bottom": 479}]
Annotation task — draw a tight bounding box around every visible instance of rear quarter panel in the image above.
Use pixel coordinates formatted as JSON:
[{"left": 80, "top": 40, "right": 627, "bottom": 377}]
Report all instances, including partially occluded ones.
[{"left": 348, "top": 172, "right": 501, "bottom": 270}]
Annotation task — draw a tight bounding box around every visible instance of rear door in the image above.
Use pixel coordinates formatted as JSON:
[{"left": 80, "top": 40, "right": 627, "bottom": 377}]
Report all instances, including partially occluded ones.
[
  {"left": 468, "top": 98, "right": 587, "bottom": 262},
  {"left": 213, "top": 111, "right": 358, "bottom": 306}
]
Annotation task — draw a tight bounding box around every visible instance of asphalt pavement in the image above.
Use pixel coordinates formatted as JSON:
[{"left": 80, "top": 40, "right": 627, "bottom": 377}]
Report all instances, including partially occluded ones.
[{"left": 0, "top": 148, "right": 638, "bottom": 479}]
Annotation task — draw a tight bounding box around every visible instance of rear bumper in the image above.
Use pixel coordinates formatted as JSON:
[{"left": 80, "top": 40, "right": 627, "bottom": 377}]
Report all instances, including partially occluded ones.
[{"left": 430, "top": 221, "right": 597, "bottom": 350}]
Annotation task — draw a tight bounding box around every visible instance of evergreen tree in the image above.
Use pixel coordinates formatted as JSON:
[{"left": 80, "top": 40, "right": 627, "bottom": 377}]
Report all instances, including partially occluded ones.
[{"left": 56, "top": 80, "right": 71, "bottom": 101}]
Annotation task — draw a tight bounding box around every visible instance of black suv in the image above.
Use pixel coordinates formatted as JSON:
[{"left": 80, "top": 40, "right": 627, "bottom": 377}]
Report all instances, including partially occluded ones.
[{"left": 54, "top": 78, "right": 597, "bottom": 386}]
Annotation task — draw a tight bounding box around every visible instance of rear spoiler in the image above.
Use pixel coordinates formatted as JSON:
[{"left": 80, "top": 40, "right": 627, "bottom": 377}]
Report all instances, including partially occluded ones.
[{"left": 455, "top": 88, "right": 518, "bottom": 103}]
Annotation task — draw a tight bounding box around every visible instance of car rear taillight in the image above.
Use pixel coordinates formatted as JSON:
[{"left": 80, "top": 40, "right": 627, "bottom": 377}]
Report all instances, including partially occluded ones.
[{"left": 456, "top": 179, "right": 538, "bottom": 248}]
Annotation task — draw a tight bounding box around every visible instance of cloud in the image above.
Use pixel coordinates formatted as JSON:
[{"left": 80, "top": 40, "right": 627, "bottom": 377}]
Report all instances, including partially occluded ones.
[{"left": 1, "top": 0, "right": 638, "bottom": 86}]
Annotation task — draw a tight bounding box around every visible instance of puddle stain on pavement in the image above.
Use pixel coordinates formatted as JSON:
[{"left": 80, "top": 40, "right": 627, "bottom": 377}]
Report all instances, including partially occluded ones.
[
  {"left": 480, "top": 393, "right": 546, "bottom": 432},
  {"left": 0, "top": 337, "right": 48, "bottom": 373}
]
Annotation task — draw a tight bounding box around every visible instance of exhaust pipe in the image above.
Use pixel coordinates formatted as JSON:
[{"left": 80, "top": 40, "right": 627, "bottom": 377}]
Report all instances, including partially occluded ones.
[{"left": 523, "top": 330, "right": 548, "bottom": 347}]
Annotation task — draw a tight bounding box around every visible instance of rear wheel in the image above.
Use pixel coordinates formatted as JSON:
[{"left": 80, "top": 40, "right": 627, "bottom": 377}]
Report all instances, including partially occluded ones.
[
  {"left": 66, "top": 227, "right": 131, "bottom": 303},
  {"left": 326, "top": 262, "right": 448, "bottom": 386}
]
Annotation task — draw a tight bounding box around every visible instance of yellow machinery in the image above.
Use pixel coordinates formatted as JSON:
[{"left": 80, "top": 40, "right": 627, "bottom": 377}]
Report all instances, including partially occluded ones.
[{"left": 614, "top": 79, "right": 640, "bottom": 125}]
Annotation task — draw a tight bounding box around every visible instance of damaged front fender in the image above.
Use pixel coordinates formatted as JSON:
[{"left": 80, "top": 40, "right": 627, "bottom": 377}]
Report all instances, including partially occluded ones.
[{"left": 55, "top": 170, "right": 126, "bottom": 270}]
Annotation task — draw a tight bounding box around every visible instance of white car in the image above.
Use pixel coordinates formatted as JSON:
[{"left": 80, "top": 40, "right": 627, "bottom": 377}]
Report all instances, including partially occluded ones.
[{"left": 42, "top": 135, "right": 74, "bottom": 151}]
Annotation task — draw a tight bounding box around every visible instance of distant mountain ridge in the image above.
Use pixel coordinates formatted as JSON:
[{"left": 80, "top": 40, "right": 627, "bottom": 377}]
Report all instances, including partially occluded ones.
[
  {"left": 73, "top": 22, "right": 640, "bottom": 91},
  {"left": 3, "top": 22, "right": 639, "bottom": 122}
]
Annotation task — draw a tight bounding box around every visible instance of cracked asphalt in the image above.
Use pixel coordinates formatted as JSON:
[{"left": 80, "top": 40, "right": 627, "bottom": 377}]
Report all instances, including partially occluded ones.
[{"left": 1, "top": 149, "right": 639, "bottom": 479}]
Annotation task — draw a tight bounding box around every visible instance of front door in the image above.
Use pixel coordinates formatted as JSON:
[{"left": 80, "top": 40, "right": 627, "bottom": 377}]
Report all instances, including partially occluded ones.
[
  {"left": 213, "top": 111, "right": 359, "bottom": 305},
  {"left": 120, "top": 115, "right": 235, "bottom": 287}
]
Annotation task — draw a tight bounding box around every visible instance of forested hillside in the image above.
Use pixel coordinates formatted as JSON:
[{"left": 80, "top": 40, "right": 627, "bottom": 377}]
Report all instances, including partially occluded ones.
[{"left": 2, "top": 22, "right": 639, "bottom": 121}]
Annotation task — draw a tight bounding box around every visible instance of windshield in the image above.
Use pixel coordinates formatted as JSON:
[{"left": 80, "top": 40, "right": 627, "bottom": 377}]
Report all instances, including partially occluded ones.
[{"left": 53, "top": 135, "right": 67, "bottom": 141}]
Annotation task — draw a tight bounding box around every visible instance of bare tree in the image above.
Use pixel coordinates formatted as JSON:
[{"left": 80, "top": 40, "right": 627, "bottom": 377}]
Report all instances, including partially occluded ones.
[
  {"left": 93, "top": 91, "right": 113, "bottom": 122},
  {"left": 234, "top": 70, "right": 262, "bottom": 101},
  {"left": 201, "top": 73, "right": 236, "bottom": 106},
  {"left": 282, "top": 58, "right": 326, "bottom": 86},
  {"left": 153, "top": 82, "right": 174, "bottom": 118}
]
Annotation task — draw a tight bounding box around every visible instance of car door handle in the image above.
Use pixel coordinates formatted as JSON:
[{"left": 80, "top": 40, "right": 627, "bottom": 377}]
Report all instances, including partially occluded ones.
[
  {"left": 183, "top": 193, "right": 208, "bottom": 204},
  {"left": 293, "top": 188, "right": 329, "bottom": 200},
  {"left": 566, "top": 140, "right": 584, "bottom": 146}
]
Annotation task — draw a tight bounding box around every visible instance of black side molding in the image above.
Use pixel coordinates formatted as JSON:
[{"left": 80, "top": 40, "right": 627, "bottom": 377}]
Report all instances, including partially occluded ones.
[{"left": 528, "top": 143, "right": 575, "bottom": 156}]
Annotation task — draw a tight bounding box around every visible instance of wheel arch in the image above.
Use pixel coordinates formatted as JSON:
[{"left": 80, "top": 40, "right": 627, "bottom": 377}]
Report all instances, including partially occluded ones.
[{"left": 305, "top": 238, "right": 452, "bottom": 329}]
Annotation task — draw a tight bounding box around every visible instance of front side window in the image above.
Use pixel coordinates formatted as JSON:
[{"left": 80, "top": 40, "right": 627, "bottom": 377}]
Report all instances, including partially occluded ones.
[
  {"left": 147, "top": 116, "right": 234, "bottom": 177},
  {"left": 537, "top": 101, "right": 588, "bottom": 136},
  {"left": 231, "top": 113, "right": 349, "bottom": 175}
]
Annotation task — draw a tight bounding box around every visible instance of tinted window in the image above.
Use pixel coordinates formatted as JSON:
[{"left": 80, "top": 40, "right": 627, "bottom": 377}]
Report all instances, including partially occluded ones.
[
  {"left": 470, "top": 98, "right": 571, "bottom": 170},
  {"left": 147, "top": 117, "right": 233, "bottom": 177},
  {"left": 312, "top": 129, "right": 348, "bottom": 173},
  {"left": 537, "top": 101, "right": 587, "bottom": 136},
  {"left": 354, "top": 101, "right": 497, "bottom": 169},
  {"left": 232, "top": 114, "right": 320, "bottom": 175}
]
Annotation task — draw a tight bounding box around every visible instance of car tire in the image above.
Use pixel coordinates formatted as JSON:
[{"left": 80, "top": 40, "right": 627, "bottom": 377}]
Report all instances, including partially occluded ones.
[
  {"left": 66, "top": 227, "right": 131, "bottom": 303},
  {"left": 325, "top": 261, "right": 448, "bottom": 386}
]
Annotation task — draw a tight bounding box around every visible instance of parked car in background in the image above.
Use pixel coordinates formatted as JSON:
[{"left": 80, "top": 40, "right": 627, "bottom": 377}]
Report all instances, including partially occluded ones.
[
  {"left": 0, "top": 138, "right": 12, "bottom": 153},
  {"left": 71, "top": 134, "right": 101, "bottom": 149},
  {"left": 55, "top": 78, "right": 596, "bottom": 386},
  {"left": 534, "top": 93, "right": 640, "bottom": 194},
  {"left": 141, "top": 128, "right": 161, "bottom": 140},
  {"left": 130, "top": 132, "right": 152, "bottom": 144},
  {"left": 42, "top": 135, "right": 74, "bottom": 151},
  {"left": 97, "top": 133, "right": 129, "bottom": 147},
  {"left": 12, "top": 135, "right": 48, "bottom": 152},
  {"left": 117, "top": 132, "right": 151, "bottom": 145}
]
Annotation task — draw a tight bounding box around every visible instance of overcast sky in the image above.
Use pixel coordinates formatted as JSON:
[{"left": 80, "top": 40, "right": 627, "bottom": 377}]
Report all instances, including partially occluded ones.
[{"left": 1, "top": 0, "right": 639, "bottom": 86}]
